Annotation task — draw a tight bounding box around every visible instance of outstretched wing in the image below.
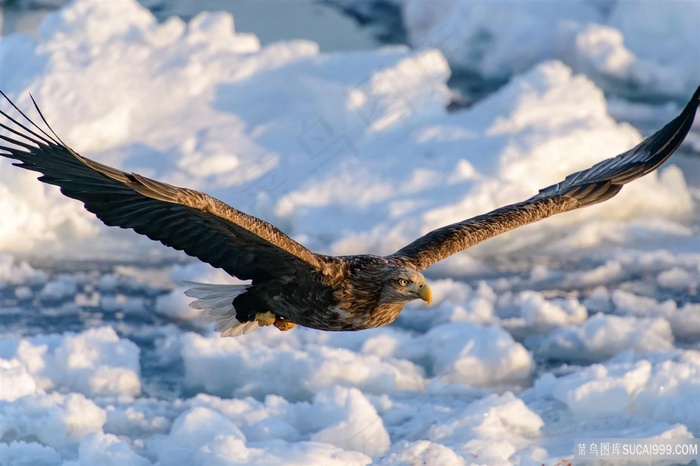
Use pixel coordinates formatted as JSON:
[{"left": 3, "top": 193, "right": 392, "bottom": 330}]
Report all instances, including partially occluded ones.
[
  {"left": 0, "top": 92, "right": 330, "bottom": 280},
  {"left": 390, "top": 85, "right": 700, "bottom": 270}
]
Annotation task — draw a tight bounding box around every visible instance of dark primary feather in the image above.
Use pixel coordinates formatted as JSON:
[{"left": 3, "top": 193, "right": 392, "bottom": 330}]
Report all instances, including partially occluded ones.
[
  {"left": 390, "top": 85, "right": 700, "bottom": 270},
  {"left": 0, "top": 92, "right": 331, "bottom": 282}
]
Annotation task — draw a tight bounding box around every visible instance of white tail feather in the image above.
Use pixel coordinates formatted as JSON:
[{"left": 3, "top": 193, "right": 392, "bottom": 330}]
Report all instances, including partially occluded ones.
[{"left": 183, "top": 281, "right": 258, "bottom": 336}]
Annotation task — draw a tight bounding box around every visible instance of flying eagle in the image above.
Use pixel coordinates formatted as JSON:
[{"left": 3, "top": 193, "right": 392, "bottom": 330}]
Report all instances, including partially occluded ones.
[{"left": 1, "top": 87, "right": 698, "bottom": 336}]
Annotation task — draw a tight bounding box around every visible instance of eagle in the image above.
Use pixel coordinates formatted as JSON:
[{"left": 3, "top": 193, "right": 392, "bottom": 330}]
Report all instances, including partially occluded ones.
[{"left": 1, "top": 86, "right": 698, "bottom": 336}]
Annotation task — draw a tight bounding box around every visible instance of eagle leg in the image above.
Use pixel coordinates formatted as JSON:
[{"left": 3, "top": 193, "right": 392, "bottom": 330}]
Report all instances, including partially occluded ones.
[
  {"left": 254, "top": 311, "right": 277, "bottom": 327},
  {"left": 273, "top": 316, "right": 297, "bottom": 331}
]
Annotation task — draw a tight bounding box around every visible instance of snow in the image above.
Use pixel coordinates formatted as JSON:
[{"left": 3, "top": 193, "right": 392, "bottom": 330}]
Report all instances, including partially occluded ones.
[
  {"left": 377, "top": 0, "right": 700, "bottom": 100},
  {"left": 533, "top": 350, "right": 700, "bottom": 434},
  {"left": 0, "top": 3, "right": 696, "bottom": 261},
  {"left": 0, "top": 359, "right": 36, "bottom": 401},
  {"left": 0, "top": 254, "right": 47, "bottom": 285},
  {"left": 0, "top": 392, "right": 106, "bottom": 447},
  {"left": 531, "top": 313, "right": 675, "bottom": 364},
  {"left": 179, "top": 331, "right": 426, "bottom": 400},
  {"left": 65, "top": 432, "right": 151, "bottom": 466},
  {"left": 426, "top": 392, "right": 545, "bottom": 463},
  {"left": 377, "top": 440, "right": 467, "bottom": 466},
  {"left": 407, "top": 323, "right": 533, "bottom": 386},
  {"left": 1, "top": 0, "right": 699, "bottom": 465},
  {"left": 1, "top": 327, "right": 141, "bottom": 397}
]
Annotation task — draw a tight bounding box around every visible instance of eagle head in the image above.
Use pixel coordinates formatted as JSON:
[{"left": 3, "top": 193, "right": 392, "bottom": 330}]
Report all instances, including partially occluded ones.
[{"left": 379, "top": 267, "right": 432, "bottom": 306}]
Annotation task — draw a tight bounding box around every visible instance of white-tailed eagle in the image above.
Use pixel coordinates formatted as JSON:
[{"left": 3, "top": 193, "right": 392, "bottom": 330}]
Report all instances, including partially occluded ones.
[{"left": 1, "top": 86, "right": 698, "bottom": 335}]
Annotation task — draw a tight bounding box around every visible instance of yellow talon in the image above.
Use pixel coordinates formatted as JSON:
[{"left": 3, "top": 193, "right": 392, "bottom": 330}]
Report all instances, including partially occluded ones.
[
  {"left": 255, "top": 311, "right": 276, "bottom": 327},
  {"left": 274, "top": 318, "right": 297, "bottom": 331}
]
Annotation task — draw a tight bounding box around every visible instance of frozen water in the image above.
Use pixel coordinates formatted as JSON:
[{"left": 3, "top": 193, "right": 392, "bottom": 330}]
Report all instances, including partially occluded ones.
[
  {"left": 0, "top": 0, "right": 699, "bottom": 465},
  {"left": 332, "top": 0, "right": 700, "bottom": 101}
]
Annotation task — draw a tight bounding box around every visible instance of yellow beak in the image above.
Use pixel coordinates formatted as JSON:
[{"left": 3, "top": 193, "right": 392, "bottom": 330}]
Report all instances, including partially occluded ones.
[{"left": 417, "top": 283, "right": 432, "bottom": 306}]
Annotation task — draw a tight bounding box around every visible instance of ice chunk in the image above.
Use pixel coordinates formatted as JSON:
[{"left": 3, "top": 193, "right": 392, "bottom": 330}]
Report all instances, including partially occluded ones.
[
  {"left": 63, "top": 432, "right": 151, "bottom": 466},
  {"left": 179, "top": 332, "right": 426, "bottom": 400},
  {"left": 402, "top": 322, "right": 533, "bottom": 387},
  {"left": 0, "top": 358, "right": 37, "bottom": 401},
  {"left": 0, "top": 441, "right": 60, "bottom": 466},
  {"left": 3, "top": 327, "right": 141, "bottom": 397},
  {"left": 532, "top": 313, "right": 674, "bottom": 363},
  {"left": 428, "top": 392, "right": 544, "bottom": 464},
  {"left": 310, "top": 387, "right": 390, "bottom": 456},
  {"left": 0, "top": 392, "right": 106, "bottom": 447}
]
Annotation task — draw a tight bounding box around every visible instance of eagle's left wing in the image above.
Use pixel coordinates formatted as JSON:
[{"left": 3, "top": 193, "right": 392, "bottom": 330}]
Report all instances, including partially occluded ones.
[
  {"left": 390, "top": 85, "right": 700, "bottom": 271},
  {"left": 0, "top": 92, "right": 332, "bottom": 281}
]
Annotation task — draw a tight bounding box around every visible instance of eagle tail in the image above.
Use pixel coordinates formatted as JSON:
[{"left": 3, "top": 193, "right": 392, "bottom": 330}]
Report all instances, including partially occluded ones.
[{"left": 182, "top": 282, "right": 260, "bottom": 337}]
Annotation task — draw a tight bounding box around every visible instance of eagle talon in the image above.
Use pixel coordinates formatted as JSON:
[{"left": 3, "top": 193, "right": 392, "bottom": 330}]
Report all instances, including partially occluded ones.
[
  {"left": 254, "top": 311, "right": 276, "bottom": 327},
  {"left": 273, "top": 317, "right": 297, "bottom": 331}
]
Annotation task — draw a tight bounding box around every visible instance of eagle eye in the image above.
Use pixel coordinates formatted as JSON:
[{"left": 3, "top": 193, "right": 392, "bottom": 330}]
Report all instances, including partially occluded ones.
[{"left": 398, "top": 278, "right": 409, "bottom": 287}]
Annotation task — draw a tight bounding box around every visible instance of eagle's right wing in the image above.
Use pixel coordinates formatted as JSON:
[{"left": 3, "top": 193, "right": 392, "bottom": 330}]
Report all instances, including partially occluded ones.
[
  {"left": 0, "top": 92, "right": 330, "bottom": 281},
  {"left": 390, "top": 85, "right": 700, "bottom": 271}
]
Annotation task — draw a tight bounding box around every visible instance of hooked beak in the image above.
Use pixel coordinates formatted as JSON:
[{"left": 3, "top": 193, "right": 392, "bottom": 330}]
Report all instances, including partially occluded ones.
[{"left": 416, "top": 283, "right": 432, "bottom": 306}]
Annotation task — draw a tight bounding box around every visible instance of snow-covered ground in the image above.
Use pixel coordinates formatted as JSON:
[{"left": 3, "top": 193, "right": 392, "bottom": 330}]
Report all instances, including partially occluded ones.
[{"left": 1, "top": 0, "right": 699, "bottom": 465}]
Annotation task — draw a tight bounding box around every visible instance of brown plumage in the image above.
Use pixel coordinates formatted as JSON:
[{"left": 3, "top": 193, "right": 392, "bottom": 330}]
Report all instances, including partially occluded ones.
[{"left": 0, "top": 86, "right": 698, "bottom": 336}]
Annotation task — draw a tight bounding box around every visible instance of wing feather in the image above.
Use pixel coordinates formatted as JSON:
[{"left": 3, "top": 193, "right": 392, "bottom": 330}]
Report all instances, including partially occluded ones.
[
  {"left": 391, "top": 85, "right": 700, "bottom": 270},
  {"left": 0, "top": 92, "right": 330, "bottom": 280}
]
